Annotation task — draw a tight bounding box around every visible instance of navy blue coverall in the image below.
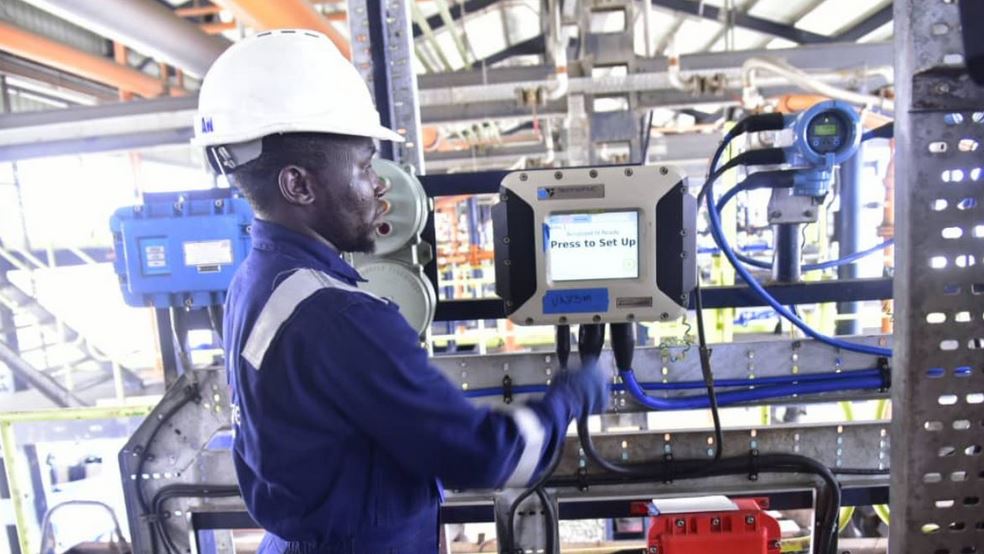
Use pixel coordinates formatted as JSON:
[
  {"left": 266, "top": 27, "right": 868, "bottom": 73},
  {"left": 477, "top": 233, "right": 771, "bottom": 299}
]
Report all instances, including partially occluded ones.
[{"left": 224, "top": 220, "right": 582, "bottom": 553}]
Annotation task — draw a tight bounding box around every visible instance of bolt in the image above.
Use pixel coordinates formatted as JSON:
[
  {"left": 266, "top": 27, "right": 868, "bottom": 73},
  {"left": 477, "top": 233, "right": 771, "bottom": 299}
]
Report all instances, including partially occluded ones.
[
  {"left": 245, "top": 225, "right": 252, "bottom": 233},
  {"left": 184, "top": 298, "right": 193, "bottom": 307},
  {"left": 935, "top": 83, "right": 951, "bottom": 95},
  {"left": 519, "top": 173, "right": 528, "bottom": 181},
  {"left": 503, "top": 237, "right": 511, "bottom": 244},
  {"left": 675, "top": 518, "right": 686, "bottom": 528},
  {"left": 770, "top": 540, "right": 781, "bottom": 550},
  {"left": 649, "top": 548, "right": 660, "bottom": 554},
  {"left": 680, "top": 293, "right": 689, "bottom": 303},
  {"left": 769, "top": 210, "right": 782, "bottom": 220},
  {"left": 625, "top": 168, "right": 634, "bottom": 177},
  {"left": 711, "top": 517, "right": 721, "bottom": 526},
  {"left": 525, "top": 317, "right": 534, "bottom": 324},
  {"left": 589, "top": 169, "right": 599, "bottom": 178},
  {"left": 554, "top": 171, "right": 564, "bottom": 180},
  {"left": 660, "top": 166, "right": 669, "bottom": 175},
  {"left": 214, "top": 199, "right": 224, "bottom": 208},
  {"left": 504, "top": 259, "right": 511, "bottom": 266},
  {"left": 680, "top": 229, "right": 687, "bottom": 237},
  {"left": 803, "top": 209, "right": 815, "bottom": 218},
  {"left": 592, "top": 314, "right": 602, "bottom": 322},
  {"left": 746, "top": 515, "right": 756, "bottom": 525},
  {"left": 660, "top": 312, "right": 670, "bottom": 320},
  {"left": 680, "top": 251, "right": 688, "bottom": 258}
]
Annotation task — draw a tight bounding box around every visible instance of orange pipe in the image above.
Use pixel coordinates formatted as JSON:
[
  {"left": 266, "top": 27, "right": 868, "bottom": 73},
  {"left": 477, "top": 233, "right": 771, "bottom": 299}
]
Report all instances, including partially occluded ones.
[
  {"left": 0, "top": 21, "right": 163, "bottom": 98},
  {"left": 175, "top": 5, "right": 224, "bottom": 17},
  {"left": 113, "top": 42, "right": 134, "bottom": 101},
  {"left": 212, "top": 0, "right": 351, "bottom": 59},
  {"left": 200, "top": 21, "right": 237, "bottom": 34}
]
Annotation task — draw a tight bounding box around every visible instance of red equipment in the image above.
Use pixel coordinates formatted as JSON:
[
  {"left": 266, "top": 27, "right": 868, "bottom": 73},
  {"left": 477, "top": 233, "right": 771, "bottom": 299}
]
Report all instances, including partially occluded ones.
[{"left": 640, "top": 497, "right": 782, "bottom": 554}]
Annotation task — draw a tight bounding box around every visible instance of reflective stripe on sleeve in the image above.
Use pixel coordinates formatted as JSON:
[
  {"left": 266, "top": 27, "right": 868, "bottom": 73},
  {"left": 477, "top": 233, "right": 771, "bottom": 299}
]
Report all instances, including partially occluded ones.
[{"left": 503, "top": 406, "right": 546, "bottom": 488}]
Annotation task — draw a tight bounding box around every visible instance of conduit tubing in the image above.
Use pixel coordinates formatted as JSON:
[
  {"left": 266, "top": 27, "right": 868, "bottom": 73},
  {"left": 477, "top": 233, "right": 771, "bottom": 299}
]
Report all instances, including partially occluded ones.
[
  {"left": 0, "top": 21, "right": 164, "bottom": 98},
  {"left": 22, "top": 0, "right": 229, "bottom": 78}
]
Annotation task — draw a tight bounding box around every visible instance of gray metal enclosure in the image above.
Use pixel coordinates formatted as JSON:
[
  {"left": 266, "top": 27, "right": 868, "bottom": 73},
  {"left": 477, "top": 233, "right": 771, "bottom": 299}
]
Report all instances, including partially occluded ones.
[{"left": 891, "top": 0, "right": 984, "bottom": 552}]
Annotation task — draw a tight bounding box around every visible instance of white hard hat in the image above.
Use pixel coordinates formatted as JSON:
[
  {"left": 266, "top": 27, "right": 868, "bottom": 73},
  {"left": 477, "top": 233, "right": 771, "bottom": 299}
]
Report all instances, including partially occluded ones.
[{"left": 193, "top": 29, "right": 404, "bottom": 152}]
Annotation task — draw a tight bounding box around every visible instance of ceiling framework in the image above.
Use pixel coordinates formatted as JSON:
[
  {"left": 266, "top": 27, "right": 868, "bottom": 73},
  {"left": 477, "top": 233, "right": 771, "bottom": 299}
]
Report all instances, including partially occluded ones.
[{"left": 0, "top": 0, "right": 897, "bottom": 173}]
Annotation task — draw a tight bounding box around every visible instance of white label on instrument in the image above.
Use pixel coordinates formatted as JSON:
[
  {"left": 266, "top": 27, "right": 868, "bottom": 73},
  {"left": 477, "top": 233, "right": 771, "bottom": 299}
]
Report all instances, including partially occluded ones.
[{"left": 183, "top": 240, "right": 233, "bottom": 267}]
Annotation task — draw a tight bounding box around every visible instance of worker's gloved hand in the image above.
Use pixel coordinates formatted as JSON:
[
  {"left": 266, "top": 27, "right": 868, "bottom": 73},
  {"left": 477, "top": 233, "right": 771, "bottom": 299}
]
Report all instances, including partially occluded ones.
[{"left": 546, "top": 358, "right": 610, "bottom": 418}]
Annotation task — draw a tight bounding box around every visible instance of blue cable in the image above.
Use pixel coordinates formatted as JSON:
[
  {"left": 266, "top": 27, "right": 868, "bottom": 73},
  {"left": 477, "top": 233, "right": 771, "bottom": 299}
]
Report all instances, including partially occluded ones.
[
  {"left": 463, "top": 368, "right": 883, "bottom": 399},
  {"left": 714, "top": 176, "right": 895, "bottom": 271},
  {"left": 705, "top": 171, "right": 892, "bottom": 357},
  {"left": 861, "top": 122, "right": 893, "bottom": 142},
  {"left": 620, "top": 370, "right": 885, "bottom": 410}
]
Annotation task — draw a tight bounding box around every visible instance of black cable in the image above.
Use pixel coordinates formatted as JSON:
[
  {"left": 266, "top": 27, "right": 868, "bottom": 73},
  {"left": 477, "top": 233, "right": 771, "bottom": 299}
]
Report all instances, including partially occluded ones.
[
  {"left": 505, "top": 325, "right": 571, "bottom": 553},
  {"left": 151, "top": 484, "right": 241, "bottom": 554},
  {"left": 698, "top": 148, "right": 787, "bottom": 205},
  {"left": 694, "top": 279, "right": 724, "bottom": 462},
  {"left": 134, "top": 385, "right": 200, "bottom": 554},
  {"left": 207, "top": 305, "right": 224, "bottom": 341},
  {"left": 640, "top": 109, "right": 655, "bottom": 164}
]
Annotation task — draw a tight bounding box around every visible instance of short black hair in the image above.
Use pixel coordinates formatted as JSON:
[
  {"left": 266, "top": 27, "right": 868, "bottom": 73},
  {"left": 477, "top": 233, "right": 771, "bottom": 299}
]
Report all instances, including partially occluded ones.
[{"left": 228, "top": 132, "right": 363, "bottom": 213}]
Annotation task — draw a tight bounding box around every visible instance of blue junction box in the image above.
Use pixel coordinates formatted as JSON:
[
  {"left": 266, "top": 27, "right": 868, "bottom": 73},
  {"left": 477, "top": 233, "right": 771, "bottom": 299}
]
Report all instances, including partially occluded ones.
[{"left": 110, "top": 190, "right": 253, "bottom": 308}]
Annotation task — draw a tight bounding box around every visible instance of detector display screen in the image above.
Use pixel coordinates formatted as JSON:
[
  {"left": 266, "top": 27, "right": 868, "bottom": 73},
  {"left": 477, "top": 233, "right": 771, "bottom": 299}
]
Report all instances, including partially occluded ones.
[
  {"left": 545, "top": 210, "right": 639, "bottom": 282},
  {"left": 813, "top": 123, "right": 839, "bottom": 136}
]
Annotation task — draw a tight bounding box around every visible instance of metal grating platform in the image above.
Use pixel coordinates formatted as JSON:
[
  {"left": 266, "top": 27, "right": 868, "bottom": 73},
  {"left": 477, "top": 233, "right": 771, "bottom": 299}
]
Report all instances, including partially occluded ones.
[{"left": 892, "top": 0, "right": 984, "bottom": 552}]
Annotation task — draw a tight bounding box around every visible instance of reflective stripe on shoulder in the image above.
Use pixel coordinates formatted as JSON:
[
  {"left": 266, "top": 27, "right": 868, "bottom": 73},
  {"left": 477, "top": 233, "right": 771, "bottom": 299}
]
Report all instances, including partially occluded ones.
[
  {"left": 503, "top": 406, "right": 546, "bottom": 488},
  {"left": 241, "top": 268, "right": 383, "bottom": 369}
]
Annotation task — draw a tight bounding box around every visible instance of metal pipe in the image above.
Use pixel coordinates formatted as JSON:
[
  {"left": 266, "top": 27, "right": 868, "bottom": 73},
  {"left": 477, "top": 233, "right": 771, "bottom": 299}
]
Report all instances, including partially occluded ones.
[
  {"left": 213, "top": 0, "right": 351, "bottom": 59},
  {"left": 0, "top": 21, "right": 164, "bottom": 97},
  {"left": 742, "top": 57, "right": 894, "bottom": 112},
  {"left": 22, "top": 0, "right": 229, "bottom": 78},
  {"left": 773, "top": 223, "right": 802, "bottom": 283},
  {"left": 836, "top": 148, "right": 863, "bottom": 335}
]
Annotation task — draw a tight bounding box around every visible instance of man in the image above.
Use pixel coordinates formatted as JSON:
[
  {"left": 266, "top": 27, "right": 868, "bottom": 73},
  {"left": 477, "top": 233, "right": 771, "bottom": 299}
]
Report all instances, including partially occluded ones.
[{"left": 193, "top": 30, "right": 607, "bottom": 553}]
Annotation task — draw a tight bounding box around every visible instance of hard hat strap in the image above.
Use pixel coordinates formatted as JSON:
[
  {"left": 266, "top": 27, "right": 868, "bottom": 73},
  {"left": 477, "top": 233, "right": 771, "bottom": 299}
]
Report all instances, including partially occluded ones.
[{"left": 205, "top": 139, "right": 264, "bottom": 176}]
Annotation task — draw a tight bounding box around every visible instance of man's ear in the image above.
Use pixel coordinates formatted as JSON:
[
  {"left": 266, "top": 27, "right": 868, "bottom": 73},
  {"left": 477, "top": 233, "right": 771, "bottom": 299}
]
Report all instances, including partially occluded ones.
[{"left": 277, "top": 165, "right": 316, "bottom": 206}]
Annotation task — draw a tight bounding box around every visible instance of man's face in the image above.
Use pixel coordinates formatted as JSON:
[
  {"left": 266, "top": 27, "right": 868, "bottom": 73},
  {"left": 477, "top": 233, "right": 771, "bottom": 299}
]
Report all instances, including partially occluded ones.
[{"left": 308, "top": 138, "right": 385, "bottom": 253}]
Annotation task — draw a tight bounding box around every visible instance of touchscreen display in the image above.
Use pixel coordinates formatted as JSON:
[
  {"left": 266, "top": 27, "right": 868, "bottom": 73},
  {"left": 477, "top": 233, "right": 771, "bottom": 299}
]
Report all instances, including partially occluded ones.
[{"left": 545, "top": 210, "right": 639, "bottom": 282}]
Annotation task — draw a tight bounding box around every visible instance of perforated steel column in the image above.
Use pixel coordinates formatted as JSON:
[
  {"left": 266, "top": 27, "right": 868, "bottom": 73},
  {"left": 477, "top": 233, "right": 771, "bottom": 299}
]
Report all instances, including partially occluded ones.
[{"left": 891, "top": 0, "right": 984, "bottom": 551}]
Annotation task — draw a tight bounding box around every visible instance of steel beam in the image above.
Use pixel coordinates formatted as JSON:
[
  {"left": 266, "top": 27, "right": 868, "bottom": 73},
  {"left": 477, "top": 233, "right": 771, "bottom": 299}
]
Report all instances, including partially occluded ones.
[
  {"left": 431, "top": 278, "right": 894, "bottom": 321},
  {"left": 835, "top": 5, "right": 893, "bottom": 42},
  {"left": 434, "top": 336, "right": 890, "bottom": 412},
  {"left": 648, "top": 0, "right": 831, "bottom": 44},
  {"left": 0, "top": 54, "right": 116, "bottom": 102},
  {"left": 0, "top": 42, "right": 892, "bottom": 160},
  {"left": 890, "top": 1, "right": 984, "bottom": 553},
  {"left": 411, "top": 0, "right": 500, "bottom": 38},
  {"left": 476, "top": 35, "right": 545, "bottom": 66},
  {"left": 0, "top": 21, "right": 165, "bottom": 98},
  {"left": 0, "top": 340, "right": 87, "bottom": 408}
]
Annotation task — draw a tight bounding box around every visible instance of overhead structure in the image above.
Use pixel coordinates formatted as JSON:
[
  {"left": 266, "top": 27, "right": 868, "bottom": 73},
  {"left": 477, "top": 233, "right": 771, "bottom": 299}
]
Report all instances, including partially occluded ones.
[
  {"left": 0, "top": 20, "right": 164, "bottom": 98},
  {"left": 20, "top": 0, "right": 230, "bottom": 78},
  {"left": 211, "top": 0, "right": 351, "bottom": 59}
]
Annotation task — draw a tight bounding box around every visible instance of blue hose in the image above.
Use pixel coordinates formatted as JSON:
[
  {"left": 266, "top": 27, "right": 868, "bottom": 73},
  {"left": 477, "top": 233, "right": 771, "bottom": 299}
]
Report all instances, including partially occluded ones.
[
  {"left": 714, "top": 177, "right": 894, "bottom": 272},
  {"left": 620, "top": 369, "right": 885, "bottom": 410},
  {"left": 464, "top": 368, "right": 884, "bottom": 399},
  {"left": 705, "top": 172, "right": 892, "bottom": 357}
]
